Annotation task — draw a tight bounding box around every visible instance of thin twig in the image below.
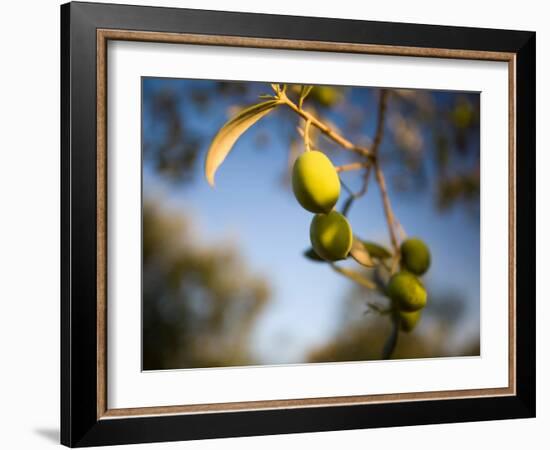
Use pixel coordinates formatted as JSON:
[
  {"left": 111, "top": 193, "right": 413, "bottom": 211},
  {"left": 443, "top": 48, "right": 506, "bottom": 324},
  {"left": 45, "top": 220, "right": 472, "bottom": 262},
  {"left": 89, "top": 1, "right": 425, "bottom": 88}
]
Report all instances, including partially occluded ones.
[
  {"left": 281, "top": 93, "right": 374, "bottom": 159},
  {"left": 340, "top": 179, "right": 354, "bottom": 196},
  {"left": 304, "top": 119, "right": 312, "bottom": 152},
  {"left": 395, "top": 217, "right": 408, "bottom": 242},
  {"left": 339, "top": 90, "right": 391, "bottom": 210},
  {"left": 357, "top": 166, "right": 372, "bottom": 197},
  {"left": 382, "top": 315, "right": 400, "bottom": 359},
  {"left": 369, "top": 90, "right": 403, "bottom": 361},
  {"left": 335, "top": 161, "right": 371, "bottom": 173},
  {"left": 339, "top": 166, "right": 372, "bottom": 217},
  {"left": 375, "top": 168, "right": 399, "bottom": 254},
  {"left": 371, "top": 90, "right": 400, "bottom": 256},
  {"left": 371, "top": 90, "right": 389, "bottom": 155}
]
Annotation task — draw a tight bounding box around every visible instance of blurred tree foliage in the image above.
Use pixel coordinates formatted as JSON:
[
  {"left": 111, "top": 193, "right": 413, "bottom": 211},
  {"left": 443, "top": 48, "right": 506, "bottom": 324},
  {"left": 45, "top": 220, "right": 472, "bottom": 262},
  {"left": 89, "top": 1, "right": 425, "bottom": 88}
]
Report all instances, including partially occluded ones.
[
  {"left": 388, "top": 90, "right": 480, "bottom": 213},
  {"left": 144, "top": 82, "right": 480, "bottom": 214},
  {"left": 143, "top": 199, "right": 270, "bottom": 370}
]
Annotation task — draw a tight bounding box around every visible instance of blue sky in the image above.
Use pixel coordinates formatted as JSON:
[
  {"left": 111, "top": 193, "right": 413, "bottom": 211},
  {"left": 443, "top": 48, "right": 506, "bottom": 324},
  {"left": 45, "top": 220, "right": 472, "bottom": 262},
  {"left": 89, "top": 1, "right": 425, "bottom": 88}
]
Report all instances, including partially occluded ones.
[{"left": 142, "top": 78, "right": 480, "bottom": 363}]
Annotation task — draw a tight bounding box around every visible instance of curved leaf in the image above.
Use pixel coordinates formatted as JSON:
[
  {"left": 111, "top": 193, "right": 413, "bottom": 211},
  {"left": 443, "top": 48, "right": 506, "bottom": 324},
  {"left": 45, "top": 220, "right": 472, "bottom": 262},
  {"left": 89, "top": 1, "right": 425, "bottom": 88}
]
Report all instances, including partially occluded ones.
[
  {"left": 299, "top": 85, "right": 314, "bottom": 108},
  {"left": 349, "top": 237, "right": 376, "bottom": 267},
  {"left": 361, "top": 241, "right": 392, "bottom": 259},
  {"left": 331, "top": 265, "right": 376, "bottom": 289},
  {"left": 205, "top": 100, "right": 280, "bottom": 186},
  {"left": 303, "top": 247, "right": 327, "bottom": 262}
]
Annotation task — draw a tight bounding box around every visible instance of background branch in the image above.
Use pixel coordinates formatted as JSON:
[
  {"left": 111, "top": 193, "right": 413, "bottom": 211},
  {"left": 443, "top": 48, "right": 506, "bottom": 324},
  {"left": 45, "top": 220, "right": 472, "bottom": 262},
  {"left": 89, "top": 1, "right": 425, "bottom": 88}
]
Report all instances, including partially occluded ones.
[
  {"left": 371, "top": 90, "right": 400, "bottom": 256},
  {"left": 369, "top": 89, "right": 403, "bottom": 361}
]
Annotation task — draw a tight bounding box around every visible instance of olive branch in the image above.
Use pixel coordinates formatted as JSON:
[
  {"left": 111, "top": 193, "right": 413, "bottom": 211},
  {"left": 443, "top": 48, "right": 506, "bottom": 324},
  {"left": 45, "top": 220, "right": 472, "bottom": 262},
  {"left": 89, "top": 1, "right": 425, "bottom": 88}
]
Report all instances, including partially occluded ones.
[{"left": 204, "top": 83, "right": 430, "bottom": 359}]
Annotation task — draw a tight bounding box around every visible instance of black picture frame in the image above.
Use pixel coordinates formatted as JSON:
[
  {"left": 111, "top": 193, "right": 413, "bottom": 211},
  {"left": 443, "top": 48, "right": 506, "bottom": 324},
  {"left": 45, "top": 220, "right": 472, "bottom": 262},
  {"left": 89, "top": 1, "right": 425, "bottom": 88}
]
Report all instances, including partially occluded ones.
[{"left": 61, "top": 1, "right": 536, "bottom": 447}]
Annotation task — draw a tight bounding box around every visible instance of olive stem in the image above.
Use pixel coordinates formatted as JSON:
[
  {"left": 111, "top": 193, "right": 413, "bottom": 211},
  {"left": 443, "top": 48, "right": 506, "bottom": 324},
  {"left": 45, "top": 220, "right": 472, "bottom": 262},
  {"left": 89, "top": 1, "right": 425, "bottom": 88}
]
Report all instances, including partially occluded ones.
[
  {"left": 335, "top": 162, "right": 371, "bottom": 173},
  {"left": 382, "top": 315, "right": 400, "bottom": 359},
  {"left": 371, "top": 90, "right": 401, "bottom": 259},
  {"left": 280, "top": 92, "right": 374, "bottom": 159},
  {"left": 304, "top": 119, "right": 313, "bottom": 152},
  {"left": 339, "top": 90, "right": 392, "bottom": 217},
  {"left": 375, "top": 167, "right": 399, "bottom": 256}
]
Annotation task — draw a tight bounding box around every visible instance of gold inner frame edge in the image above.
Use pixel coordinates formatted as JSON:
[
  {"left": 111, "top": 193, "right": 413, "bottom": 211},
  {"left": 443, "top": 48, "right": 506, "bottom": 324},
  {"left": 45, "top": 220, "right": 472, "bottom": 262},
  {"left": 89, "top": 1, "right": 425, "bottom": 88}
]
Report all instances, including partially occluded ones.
[{"left": 96, "top": 29, "right": 517, "bottom": 420}]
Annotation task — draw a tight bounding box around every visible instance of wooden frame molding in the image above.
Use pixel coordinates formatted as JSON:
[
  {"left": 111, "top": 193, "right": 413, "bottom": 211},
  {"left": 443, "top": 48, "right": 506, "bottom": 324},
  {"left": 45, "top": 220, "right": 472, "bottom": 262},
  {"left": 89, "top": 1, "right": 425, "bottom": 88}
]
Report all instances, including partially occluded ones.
[{"left": 96, "top": 29, "right": 517, "bottom": 420}]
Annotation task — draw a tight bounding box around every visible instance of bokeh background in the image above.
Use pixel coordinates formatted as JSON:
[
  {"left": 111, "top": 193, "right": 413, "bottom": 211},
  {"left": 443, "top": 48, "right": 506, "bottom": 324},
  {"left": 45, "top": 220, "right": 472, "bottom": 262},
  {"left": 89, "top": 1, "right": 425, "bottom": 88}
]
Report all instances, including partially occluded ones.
[{"left": 142, "top": 79, "right": 480, "bottom": 370}]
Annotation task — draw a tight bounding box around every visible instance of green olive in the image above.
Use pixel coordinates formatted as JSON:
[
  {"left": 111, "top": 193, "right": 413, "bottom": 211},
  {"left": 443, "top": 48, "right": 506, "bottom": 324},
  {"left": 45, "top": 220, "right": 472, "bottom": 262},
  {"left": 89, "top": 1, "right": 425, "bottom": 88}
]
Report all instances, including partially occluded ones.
[
  {"left": 292, "top": 150, "right": 340, "bottom": 214},
  {"left": 310, "top": 211, "right": 353, "bottom": 261},
  {"left": 400, "top": 238, "right": 431, "bottom": 275},
  {"left": 387, "top": 271, "right": 427, "bottom": 312},
  {"left": 398, "top": 309, "right": 422, "bottom": 332}
]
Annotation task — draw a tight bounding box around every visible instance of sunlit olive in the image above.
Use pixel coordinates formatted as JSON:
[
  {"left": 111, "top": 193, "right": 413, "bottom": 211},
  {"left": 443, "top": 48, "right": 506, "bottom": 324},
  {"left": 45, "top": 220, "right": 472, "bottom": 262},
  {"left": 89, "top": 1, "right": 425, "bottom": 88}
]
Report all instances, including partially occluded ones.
[
  {"left": 310, "top": 211, "right": 353, "bottom": 261},
  {"left": 387, "top": 271, "right": 427, "bottom": 312},
  {"left": 399, "top": 309, "right": 422, "bottom": 333},
  {"left": 292, "top": 150, "right": 340, "bottom": 214},
  {"left": 400, "top": 238, "right": 431, "bottom": 276}
]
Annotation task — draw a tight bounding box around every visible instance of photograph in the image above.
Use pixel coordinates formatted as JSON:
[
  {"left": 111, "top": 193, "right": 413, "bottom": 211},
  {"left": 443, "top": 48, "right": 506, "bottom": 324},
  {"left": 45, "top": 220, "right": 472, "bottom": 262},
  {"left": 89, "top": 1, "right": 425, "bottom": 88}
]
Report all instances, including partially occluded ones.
[{"left": 141, "top": 79, "right": 481, "bottom": 371}]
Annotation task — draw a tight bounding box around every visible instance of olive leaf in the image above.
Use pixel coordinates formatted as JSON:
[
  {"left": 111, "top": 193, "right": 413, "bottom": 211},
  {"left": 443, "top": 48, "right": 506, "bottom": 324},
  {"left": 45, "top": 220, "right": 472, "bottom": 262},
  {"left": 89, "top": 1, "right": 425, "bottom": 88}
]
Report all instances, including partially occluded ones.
[
  {"left": 331, "top": 265, "right": 376, "bottom": 289},
  {"left": 298, "top": 85, "right": 314, "bottom": 108},
  {"left": 349, "top": 237, "right": 376, "bottom": 267},
  {"left": 303, "top": 247, "right": 327, "bottom": 262},
  {"left": 205, "top": 100, "right": 280, "bottom": 186},
  {"left": 361, "top": 241, "right": 392, "bottom": 259}
]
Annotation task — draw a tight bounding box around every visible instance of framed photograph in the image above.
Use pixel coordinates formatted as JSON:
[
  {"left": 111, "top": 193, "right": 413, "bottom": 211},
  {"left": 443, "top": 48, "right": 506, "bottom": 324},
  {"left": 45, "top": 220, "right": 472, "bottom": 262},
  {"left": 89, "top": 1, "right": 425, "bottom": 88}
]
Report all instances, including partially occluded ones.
[{"left": 61, "top": 1, "right": 535, "bottom": 447}]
